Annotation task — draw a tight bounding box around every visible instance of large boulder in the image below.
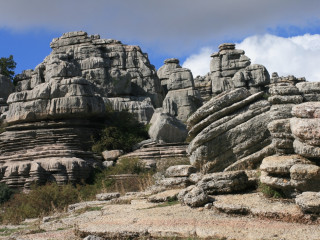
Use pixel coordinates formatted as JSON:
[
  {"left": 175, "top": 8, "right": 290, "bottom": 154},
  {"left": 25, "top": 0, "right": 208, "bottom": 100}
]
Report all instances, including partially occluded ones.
[
  {"left": 295, "top": 192, "right": 320, "bottom": 213},
  {"left": 148, "top": 110, "right": 188, "bottom": 143}
]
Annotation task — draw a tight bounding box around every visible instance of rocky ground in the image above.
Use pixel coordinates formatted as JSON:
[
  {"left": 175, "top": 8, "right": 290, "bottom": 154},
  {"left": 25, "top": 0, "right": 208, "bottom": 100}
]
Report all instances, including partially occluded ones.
[{"left": 1, "top": 191, "right": 319, "bottom": 240}]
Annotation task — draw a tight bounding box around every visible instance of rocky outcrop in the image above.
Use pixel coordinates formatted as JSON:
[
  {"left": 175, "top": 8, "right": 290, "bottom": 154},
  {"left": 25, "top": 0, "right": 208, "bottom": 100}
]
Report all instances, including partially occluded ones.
[
  {"left": 210, "top": 43, "right": 269, "bottom": 96},
  {"left": 0, "top": 31, "right": 166, "bottom": 188},
  {"left": 291, "top": 102, "right": 320, "bottom": 161},
  {"left": 187, "top": 88, "right": 272, "bottom": 173},
  {"left": 267, "top": 83, "right": 302, "bottom": 155},
  {"left": 296, "top": 82, "right": 320, "bottom": 102},
  {"left": 260, "top": 155, "right": 320, "bottom": 197},
  {"left": 296, "top": 192, "right": 320, "bottom": 213},
  {"left": 118, "top": 142, "right": 188, "bottom": 169},
  {"left": 157, "top": 58, "right": 181, "bottom": 95},
  {"left": 193, "top": 74, "right": 212, "bottom": 102},
  {"left": 157, "top": 58, "right": 202, "bottom": 122}
]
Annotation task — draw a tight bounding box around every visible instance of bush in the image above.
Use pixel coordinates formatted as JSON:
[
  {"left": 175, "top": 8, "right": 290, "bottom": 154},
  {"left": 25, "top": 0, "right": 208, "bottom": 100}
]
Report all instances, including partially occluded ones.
[
  {"left": 92, "top": 108, "right": 149, "bottom": 153},
  {"left": 258, "top": 182, "right": 285, "bottom": 199},
  {"left": 0, "top": 158, "right": 154, "bottom": 224},
  {"left": 0, "top": 183, "right": 15, "bottom": 204}
]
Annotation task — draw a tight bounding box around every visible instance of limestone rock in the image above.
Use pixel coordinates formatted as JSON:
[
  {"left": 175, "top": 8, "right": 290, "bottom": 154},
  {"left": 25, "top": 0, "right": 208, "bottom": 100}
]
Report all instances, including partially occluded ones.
[
  {"left": 148, "top": 110, "right": 188, "bottom": 143},
  {"left": 147, "top": 189, "right": 180, "bottom": 203},
  {"left": 209, "top": 44, "right": 269, "bottom": 95},
  {"left": 260, "top": 155, "right": 320, "bottom": 196},
  {"left": 105, "top": 96, "right": 154, "bottom": 124},
  {"left": 196, "top": 171, "right": 249, "bottom": 194},
  {"left": 193, "top": 74, "right": 212, "bottom": 101},
  {"left": 160, "top": 66, "right": 202, "bottom": 122},
  {"left": 102, "top": 150, "right": 124, "bottom": 161},
  {"left": 165, "top": 165, "right": 196, "bottom": 177},
  {"left": 96, "top": 192, "right": 120, "bottom": 201},
  {"left": 102, "top": 161, "right": 114, "bottom": 168},
  {"left": 180, "top": 186, "right": 209, "bottom": 208},
  {"left": 296, "top": 82, "right": 320, "bottom": 102},
  {"left": 295, "top": 192, "right": 320, "bottom": 213},
  {"left": 157, "top": 58, "right": 181, "bottom": 94},
  {"left": 119, "top": 142, "right": 188, "bottom": 169},
  {"left": 292, "top": 102, "right": 320, "bottom": 119},
  {"left": 187, "top": 88, "right": 271, "bottom": 172}
]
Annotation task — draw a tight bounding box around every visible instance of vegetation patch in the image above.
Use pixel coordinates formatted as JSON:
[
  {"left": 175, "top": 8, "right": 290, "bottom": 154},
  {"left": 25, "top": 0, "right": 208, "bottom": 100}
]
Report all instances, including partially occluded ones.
[
  {"left": 0, "top": 183, "right": 15, "bottom": 204},
  {"left": 0, "top": 158, "right": 154, "bottom": 224},
  {"left": 91, "top": 107, "right": 149, "bottom": 153},
  {"left": 258, "top": 182, "right": 285, "bottom": 199}
]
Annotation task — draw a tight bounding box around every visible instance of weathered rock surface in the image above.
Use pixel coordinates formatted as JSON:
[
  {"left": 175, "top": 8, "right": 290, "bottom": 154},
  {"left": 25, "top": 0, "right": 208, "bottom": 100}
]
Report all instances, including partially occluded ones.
[
  {"left": 0, "top": 120, "right": 103, "bottom": 188},
  {"left": 102, "top": 150, "right": 123, "bottom": 161},
  {"left": 0, "top": 31, "right": 166, "bottom": 188},
  {"left": 148, "top": 110, "right": 188, "bottom": 143},
  {"left": 179, "top": 186, "right": 209, "bottom": 207},
  {"left": 187, "top": 88, "right": 272, "bottom": 173},
  {"left": 119, "top": 142, "right": 188, "bottom": 169},
  {"left": 296, "top": 82, "right": 320, "bottom": 102},
  {"left": 260, "top": 155, "right": 320, "bottom": 196},
  {"left": 295, "top": 192, "right": 320, "bottom": 213},
  {"left": 193, "top": 74, "right": 212, "bottom": 101},
  {"left": 157, "top": 58, "right": 181, "bottom": 95},
  {"left": 209, "top": 43, "right": 269, "bottom": 95},
  {"left": 165, "top": 165, "right": 196, "bottom": 177},
  {"left": 96, "top": 192, "right": 120, "bottom": 201},
  {"left": 267, "top": 83, "right": 300, "bottom": 155},
  {"left": 291, "top": 102, "right": 320, "bottom": 160}
]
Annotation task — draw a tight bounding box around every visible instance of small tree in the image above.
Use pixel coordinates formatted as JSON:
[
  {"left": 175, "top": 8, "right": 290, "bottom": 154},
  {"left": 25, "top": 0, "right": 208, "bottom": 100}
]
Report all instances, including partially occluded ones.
[{"left": 0, "top": 55, "right": 16, "bottom": 80}]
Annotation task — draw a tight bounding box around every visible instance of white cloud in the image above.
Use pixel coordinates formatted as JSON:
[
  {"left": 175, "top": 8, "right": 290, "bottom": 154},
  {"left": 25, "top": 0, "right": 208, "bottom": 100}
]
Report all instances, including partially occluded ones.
[
  {"left": 182, "top": 47, "right": 214, "bottom": 77},
  {"left": 182, "top": 34, "right": 320, "bottom": 82},
  {"left": 237, "top": 34, "right": 320, "bottom": 81}
]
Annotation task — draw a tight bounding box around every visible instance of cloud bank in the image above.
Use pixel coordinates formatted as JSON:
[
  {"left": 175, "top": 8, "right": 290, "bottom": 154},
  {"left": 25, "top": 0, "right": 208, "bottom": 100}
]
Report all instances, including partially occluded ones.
[
  {"left": 182, "top": 34, "right": 320, "bottom": 82},
  {"left": 1, "top": 0, "right": 320, "bottom": 56}
]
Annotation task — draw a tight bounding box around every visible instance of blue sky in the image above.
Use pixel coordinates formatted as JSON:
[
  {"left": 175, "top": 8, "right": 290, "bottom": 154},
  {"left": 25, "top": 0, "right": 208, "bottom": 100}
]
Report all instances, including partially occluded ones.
[{"left": 1, "top": 0, "right": 320, "bottom": 81}]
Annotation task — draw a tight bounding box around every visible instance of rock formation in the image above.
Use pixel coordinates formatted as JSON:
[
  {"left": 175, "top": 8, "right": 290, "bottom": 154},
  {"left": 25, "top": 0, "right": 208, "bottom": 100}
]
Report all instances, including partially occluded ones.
[
  {"left": 157, "top": 58, "right": 202, "bottom": 123},
  {"left": 0, "top": 31, "right": 165, "bottom": 188},
  {"left": 187, "top": 87, "right": 272, "bottom": 173},
  {"left": 210, "top": 43, "right": 269, "bottom": 96}
]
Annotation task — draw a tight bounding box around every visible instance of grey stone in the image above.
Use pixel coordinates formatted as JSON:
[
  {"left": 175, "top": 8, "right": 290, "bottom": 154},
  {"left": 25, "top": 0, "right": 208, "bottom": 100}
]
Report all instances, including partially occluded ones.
[
  {"left": 295, "top": 192, "right": 320, "bottom": 214},
  {"left": 296, "top": 82, "right": 320, "bottom": 94},
  {"left": 181, "top": 186, "right": 209, "bottom": 207},
  {"left": 96, "top": 192, "right": 120, "bottom": 201},
  {"left": 269, "top": 83, "right": 300, "bottom": 95},
  {"left": 102, "top": 150, "right": 124, "bottom": 161},
  {"left": 83, "top": 235, "right": 104, "bottom": 240},
  {"left": 268, "top": 95, "right": 303, "bottom": 104},
  {"left": 102, "top": 161, "right": 114, "bottom": 168},
  {"left": 196, "top": 171, "right": 249, "bottom": 194},
  {"left": 148, "top": 110, "right": 188, "bottom": 143},
  {"left": 293, "top": 139, "right": 320, "bottom": 159},
  {"left": 292, "top": 102, "right": 320, "bottom": 119},
  {"left": 165, "top": 165, "right": 197, "bottom": 177}
]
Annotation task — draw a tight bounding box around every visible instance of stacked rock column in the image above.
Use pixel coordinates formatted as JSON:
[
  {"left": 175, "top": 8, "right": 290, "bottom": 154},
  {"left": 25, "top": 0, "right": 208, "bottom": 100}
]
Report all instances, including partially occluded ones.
[{"left": 267, "top": 83, "right": 303, "bottom": 155}]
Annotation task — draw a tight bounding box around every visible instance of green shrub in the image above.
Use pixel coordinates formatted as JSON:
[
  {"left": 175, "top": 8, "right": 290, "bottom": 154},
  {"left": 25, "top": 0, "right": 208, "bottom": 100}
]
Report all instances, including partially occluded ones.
[
  {"left": 0, "top": 183, "right": 15, "bottom": 204},
  {"left": 92, "top": 109, "right": 149, "bottom": 153},
  {"left": 258, "top": 182, "right": 285, "bottom": 198}
]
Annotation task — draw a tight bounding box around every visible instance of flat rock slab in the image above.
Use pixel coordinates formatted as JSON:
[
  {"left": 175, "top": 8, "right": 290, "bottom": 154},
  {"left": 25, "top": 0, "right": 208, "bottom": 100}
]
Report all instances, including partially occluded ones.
[
  {"left": 75, "top": 199, "right": 320, "bottom": 240},
  {"left": 213, "top": 193, "right": 303, "bottom": 220}
]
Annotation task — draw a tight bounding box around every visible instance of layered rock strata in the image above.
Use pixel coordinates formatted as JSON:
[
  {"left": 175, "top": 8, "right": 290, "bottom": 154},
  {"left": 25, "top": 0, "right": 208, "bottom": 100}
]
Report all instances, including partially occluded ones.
[
  {"left": 260, "top": 155, "right": 320, "bottom": 197},
  {"left": 291, "top": 102, "right": 320, "bottom": 162},
  {"left": 0, "top": 31, "right": 167, "bottom": 188},
  {"left": 187, "top": 87, "right": 273, "bottom": 173},
  {"left": 210, "top": 43, "right": 270, "bottom": 96},
  {"left": 118, "top": 142, "right": 188, "bottom": 169},
  {"left": 267, "top": 83, "right": 303, "bottom": 155},
  {"left": 0, "top": 74, "right": 14, "bottom": 118}
]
